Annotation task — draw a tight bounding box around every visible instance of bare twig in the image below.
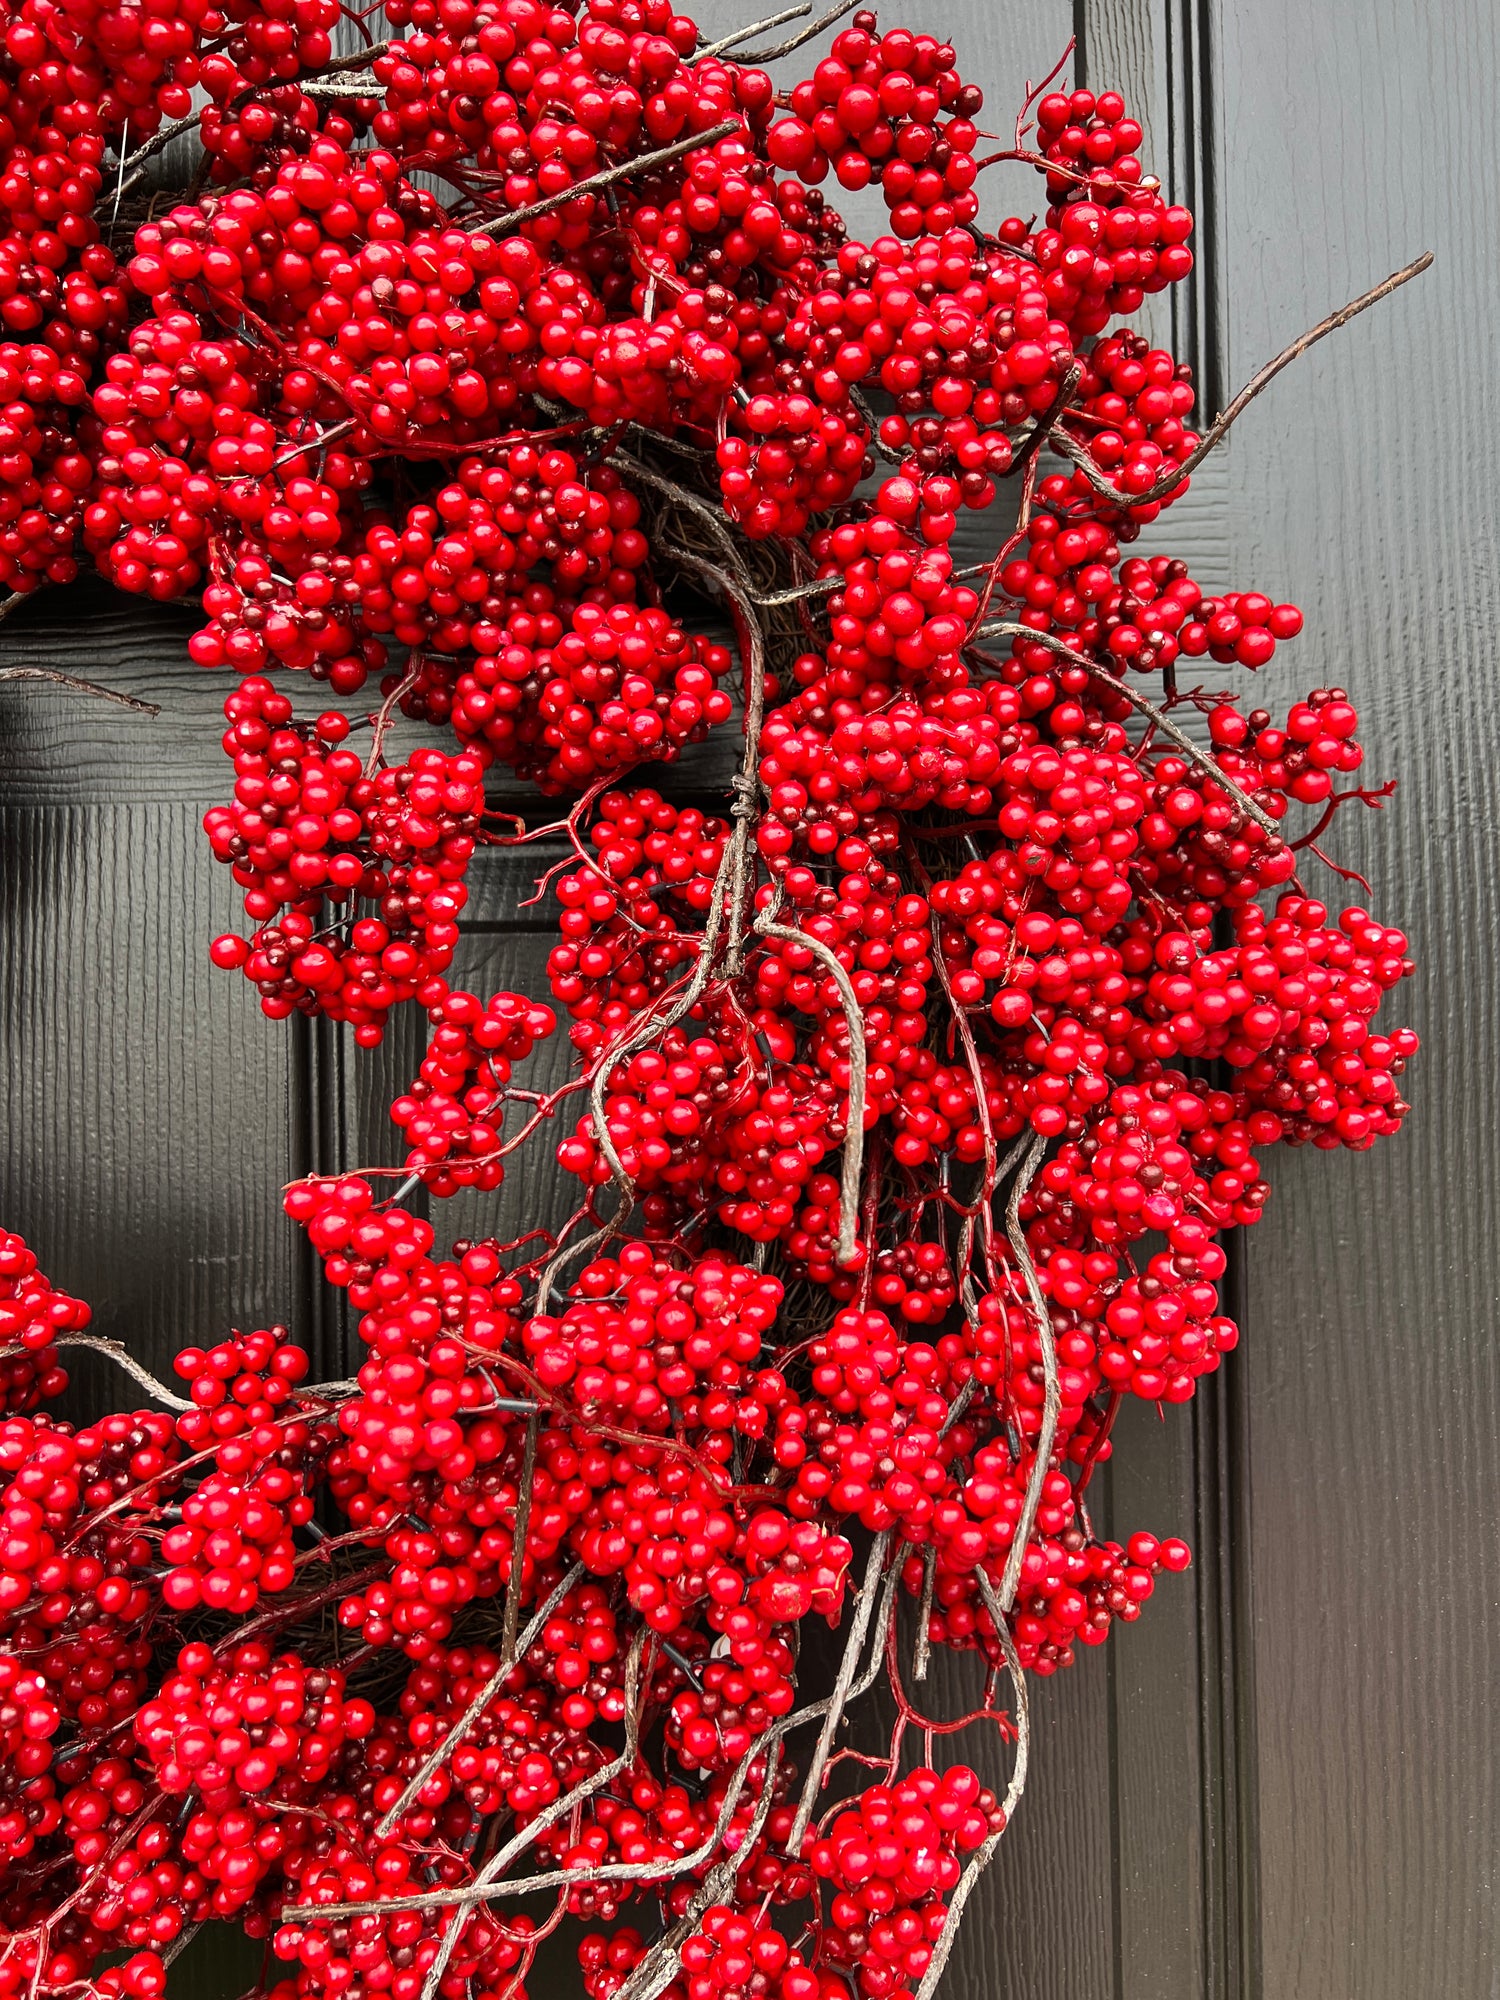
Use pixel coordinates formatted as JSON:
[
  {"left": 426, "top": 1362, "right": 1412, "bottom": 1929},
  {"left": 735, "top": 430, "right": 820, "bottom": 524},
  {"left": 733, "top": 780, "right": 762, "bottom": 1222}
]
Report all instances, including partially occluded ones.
[
  {"left": 926, "top": 895, "right": 1000, "bottom": 1292},
  {"left": 0, "top": 665, "right": 160, "bottom": 716},
  {"left": 111, "top": 109, "right": 201, "bottom": 200},
  {"left": 290, "top": 1569, "right": 906, "bottom": 1925},
  {"left": 910, "top": 1571, "right": 1031, "bottom": 2000},
  {"left": 751, "top": 573, "right": 840, "bottom": 609},
  {"left": 586, "top": 899, "right": 727, "bottom": 1200},
  {"left": 363, "top": 656, "right": 422, "bottom": 776},
  {"left": 849, "top": 380, "right": 902, "bottom": 462},
  {"left": 160, "top": 1922, "right": 204, "bottom": 1969},
  {"left": 374, "top": 1560, "right": 585, "bottom": 1838},
  {"left": 498, "top": 1410, "right": 540, "bottom": 1672},
  {"left": 1050, "top": 253, "right": 1434, "bottom": 509},
  {"left": 972, "top": 621, "right": 1286, "bottom": 840},
  {"left": 274, "top": 418, "right": 356, "bottom": 469},
  {"left": 748, "top": 557, "right": 996, "bottom": 614},
  {"left": 912, "top": 1546, "right": 937, "bottom": 1684},
  {"left": 697, "top": 3, "right": 808, "bottom": 56},
  {"left": 11, "top": 1334, "right": 193, "bottom": 1410},
  {"left": 757, "top": 920, "right": 867, "bottom": 1268},
  {"left": 576, "top": 528, "right": 770, "bottom": 1201},
  {"left": 108, "top": 40, "right": 397, "bottom": 203},
  {"left": 614, "top": 452, "right": 751, "bottom": 580},
  {"left": 300, "top": 77, "right": 383, "bottom": 95},
  {"left": 317, "top": 38, "right": 393, "bottom": 70},
  {"left": 613, "top": 1738, "right": 786, "bottom": 2000},
  {"left": 1011, "top": 357, "right": 1082, "bottom": 476},
  {"left": 658, "top": 544, "right": 767, "bottom": 973},
  {"left": 478, "top": 122, "right": 740, "bottom": 236},
  {"left": 732, "top": 0, "right": 860, "bottom": 60},
  {"left": 535, "top": 1213, "right": 624, "bottom": 1321},
  {"left": 997, "top": 1134, "right": 1057, "bottom": 1613},
  {"left": 786, "top": 1531, "right": 890, "bottom": 1852},
  {"left": 409, "top": 1626, "right": 652, "bottom": 2000}
]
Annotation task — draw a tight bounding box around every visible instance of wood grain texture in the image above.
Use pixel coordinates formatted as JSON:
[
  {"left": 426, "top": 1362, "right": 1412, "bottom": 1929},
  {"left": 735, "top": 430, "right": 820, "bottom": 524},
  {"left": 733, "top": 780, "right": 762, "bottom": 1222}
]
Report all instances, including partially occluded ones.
[
  {"left": 0, "top": 803, "right": 306, "bottom": 1399},
  {"left": 1212, "top": 1, "right": 1500, "bottom": 1994},
  {"left": 1099, "top": 1400, "right": 1208, "bottom": 2000}
]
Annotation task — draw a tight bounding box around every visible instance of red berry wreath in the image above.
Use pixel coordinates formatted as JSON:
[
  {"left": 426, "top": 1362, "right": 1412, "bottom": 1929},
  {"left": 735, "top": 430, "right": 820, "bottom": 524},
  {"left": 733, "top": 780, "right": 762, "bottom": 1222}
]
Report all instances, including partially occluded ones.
[{"left": 0, "top": 4, "right": 1425, "bottom": 1999}]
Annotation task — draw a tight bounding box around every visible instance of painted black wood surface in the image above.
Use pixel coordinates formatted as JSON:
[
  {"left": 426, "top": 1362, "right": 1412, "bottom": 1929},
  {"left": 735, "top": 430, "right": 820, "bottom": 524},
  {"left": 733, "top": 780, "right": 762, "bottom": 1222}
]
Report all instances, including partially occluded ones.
[{"left": 1, "top": 1, "right": 1495, "bottom": 1995}]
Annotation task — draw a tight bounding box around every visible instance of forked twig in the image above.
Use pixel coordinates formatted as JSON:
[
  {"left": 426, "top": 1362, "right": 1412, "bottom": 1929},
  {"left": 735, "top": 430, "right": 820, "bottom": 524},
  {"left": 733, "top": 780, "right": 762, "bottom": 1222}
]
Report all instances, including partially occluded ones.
[
  {"left": 289, "top": 1569, "right": 906, "bottom": 1925},
  {"left": 731, "top": 0, "right": 859, "bottom": 60},
  {"left": 697, "top": 3, "right": 808, "bottom": 56},
  {"left": 408, "top": 1632, "right": 651, "bottom": 2000}
]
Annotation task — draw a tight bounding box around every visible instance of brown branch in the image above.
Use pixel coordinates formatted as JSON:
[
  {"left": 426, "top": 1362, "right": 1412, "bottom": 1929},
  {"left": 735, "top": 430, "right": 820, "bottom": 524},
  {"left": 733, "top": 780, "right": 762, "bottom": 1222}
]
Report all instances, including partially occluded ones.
[
  {"left": 1011, "top": 357, "right": 1082, "bottom": 477},
  {"left": 751, "top": 573, "right": 841, "bottom": 609},
  {"left": 614, "top": 452, "right": 751, "bottom": 580},
  {"left": 849, "top": 380, "right": 902, "bottom": 463},
  {"left": 746, "top": 557, "right": 994, "bottom": 616},
  {"left": 997, "top": 1134, "right": 1058, "bottom": 1613},
  {"left": 0, "top": 665, "right": 160, "bottom": 716},
  {"left": 696, "top": 3, "right": 808, "bottom": 56},
  {"left": 585, "top": 887, "right": 728, "bottom": 1201},
  {"left": 410, "top": 1626, "right": 653, "bottom": 2000},
  {"left": 785, "top": 1530, "right": 891, "bottom": 1852},
  {"left": 274, "top": 418, "right": 356, "bottom": 470},
  {"left": 290, "top": 1570, "right": 907, "bottom": 1925},
  {"left": 972, "top": 621, "right": 1286, "bottom": 839},
  {"left": 110, "top": 43, "right": 396, "bottom": 203},
  {"left": 570, "top": 533, "right": 776, "bottom": 1208},
  {"left": 613, "top": 1738, "right": 786, "bottom": 2000},
  {"left": 112, "top": 110, "right": 202, "bottom": 200},
  {"left": 658, "top": 544, "right": 767, "bottom": 975},
  {"left": 1051, "top": 253, "right": 1434, "bottom": 508},
  {"left": 498, "top": 1410, "right": 540, "bottom": 1673},
  {"left": 374, "top": 1560, "right": 585, "bottom": 1839},
  {"left": 910, "top": 1570, "right": 1031, "bottom": 2000},
  {"left": 912, "top": 1546, "right": 937, "bottom": 1683},
  {"left": 924, "top": 887, "right": 1000, "bottom": 1293},
  {"left": 364, "top": 656, "right": 421, "bottom": 775},
  {"left": 11, "top": 1334, "right": 193, "bottom": 1410},
  {"left": 534, "top": 1213, "right": 624, "bottom": 1321},
  {"left": 478, "top": 122, "right": 741, "bottom": 237},
  {"left": 526, "top": 514, "right": 862, "bottom": 1340},
  {"left": 316, "top": 38, "right": 393, "bottom": 71},
  {"left": 757, "top": 920, "right": 867, "bottom": 1268},
  {"left": 730, "top": 0, "right": 860, "bottom": 61}
]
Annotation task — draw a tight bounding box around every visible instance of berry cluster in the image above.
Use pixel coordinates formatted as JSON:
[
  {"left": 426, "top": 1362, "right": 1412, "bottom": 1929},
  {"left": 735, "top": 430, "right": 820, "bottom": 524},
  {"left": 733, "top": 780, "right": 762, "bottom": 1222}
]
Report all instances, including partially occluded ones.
[
  {"left": 0, "top": 2, "right": 1421, "bottom": 1997},
  {"left": 810, "top": 1767, "right": 999, "bottom": 1998},
  {"left": 0, "top": 1232, "right": 85, "bottom": 1412}
]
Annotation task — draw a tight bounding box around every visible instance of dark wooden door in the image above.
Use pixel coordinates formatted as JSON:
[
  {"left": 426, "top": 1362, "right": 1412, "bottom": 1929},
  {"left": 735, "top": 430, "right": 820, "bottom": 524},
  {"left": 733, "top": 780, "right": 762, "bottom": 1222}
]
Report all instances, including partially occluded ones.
[{"left": 2, "top": 2, "right": 1494, "bottom": 1996}]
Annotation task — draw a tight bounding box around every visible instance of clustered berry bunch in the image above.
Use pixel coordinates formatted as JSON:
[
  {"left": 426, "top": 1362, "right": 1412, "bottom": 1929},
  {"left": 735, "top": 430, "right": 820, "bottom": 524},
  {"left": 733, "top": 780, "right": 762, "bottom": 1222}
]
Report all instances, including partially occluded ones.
[{"left": 0, "top": 0, "right": 1421, "bottom": 1996}]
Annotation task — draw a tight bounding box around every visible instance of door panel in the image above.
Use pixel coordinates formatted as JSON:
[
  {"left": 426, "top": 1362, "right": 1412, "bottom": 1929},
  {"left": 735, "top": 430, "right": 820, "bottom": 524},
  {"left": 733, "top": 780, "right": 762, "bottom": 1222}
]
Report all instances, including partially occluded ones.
[
  {"left": 1213, "top": 2, "right": 1500, "bottom": 1993},
  {"left": 1, "top": 3, "right": 1494, "bottom": 1997}
]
